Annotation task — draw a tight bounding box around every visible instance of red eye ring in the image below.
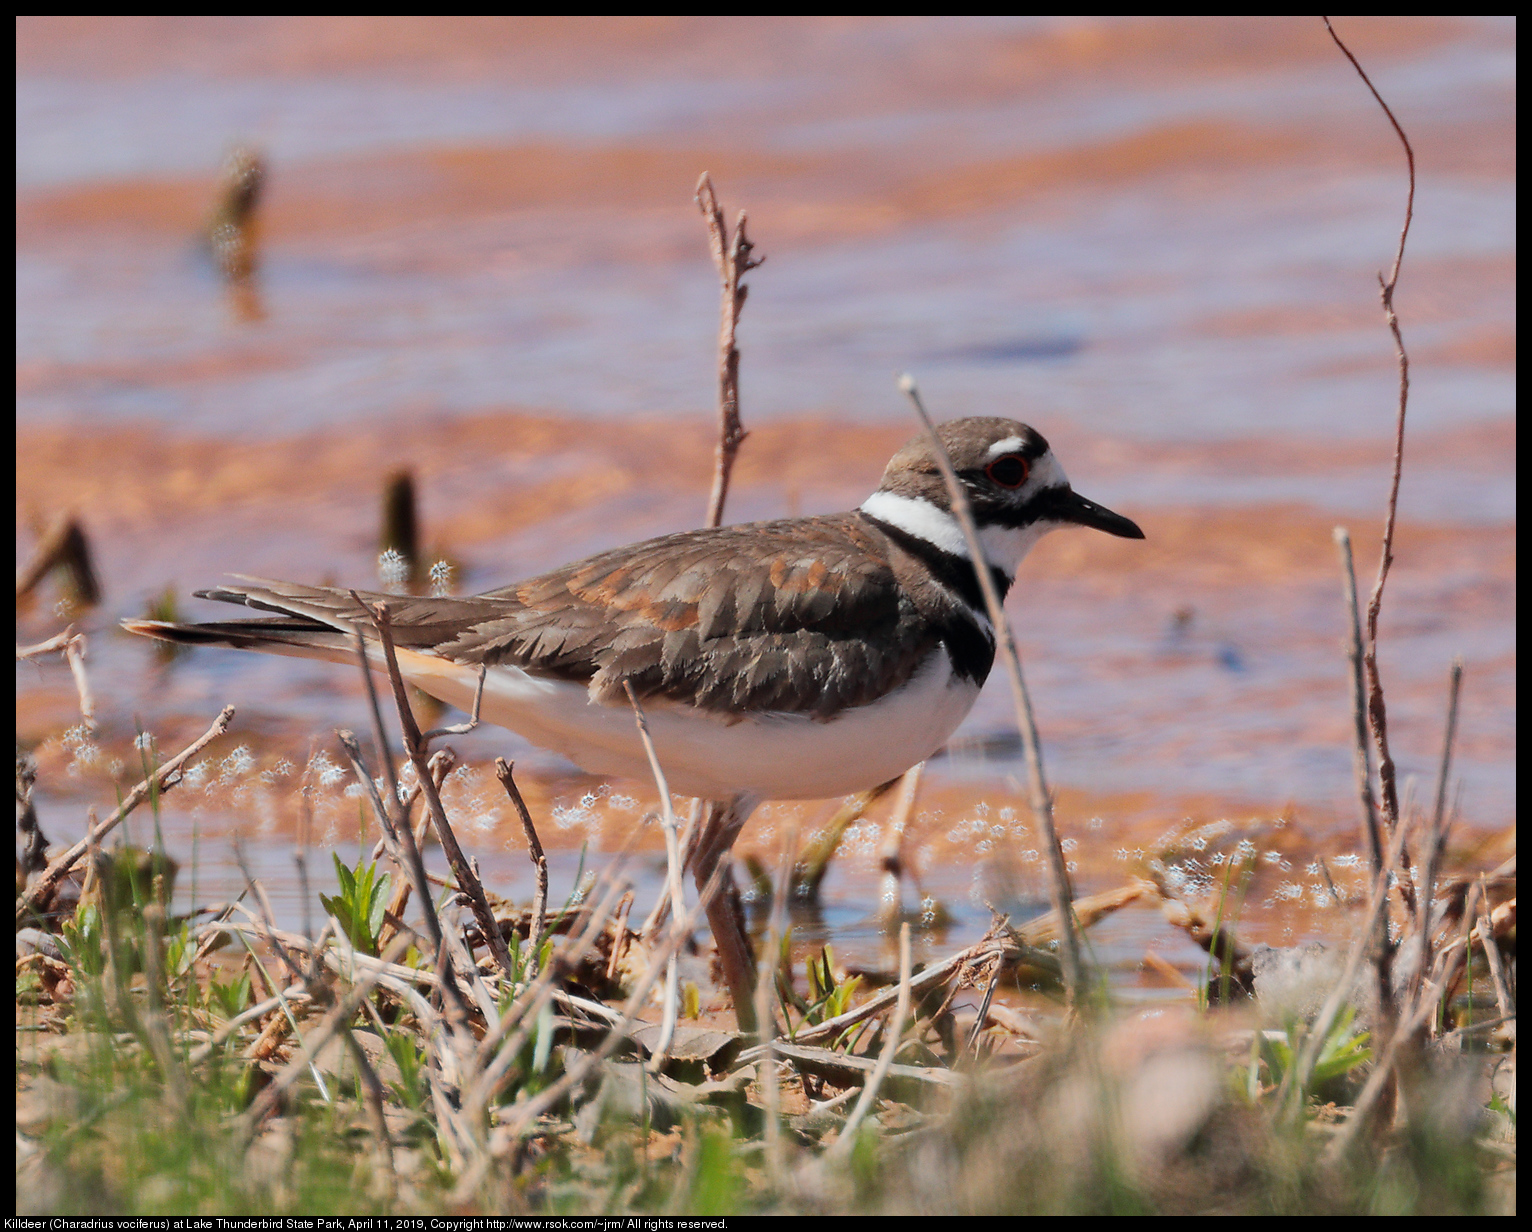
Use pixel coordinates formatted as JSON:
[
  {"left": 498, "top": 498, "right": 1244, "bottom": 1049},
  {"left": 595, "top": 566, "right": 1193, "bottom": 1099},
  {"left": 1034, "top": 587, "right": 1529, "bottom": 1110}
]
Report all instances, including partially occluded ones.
[{"left": 984, "top": 455, "right": 1029, "bottom": 489}]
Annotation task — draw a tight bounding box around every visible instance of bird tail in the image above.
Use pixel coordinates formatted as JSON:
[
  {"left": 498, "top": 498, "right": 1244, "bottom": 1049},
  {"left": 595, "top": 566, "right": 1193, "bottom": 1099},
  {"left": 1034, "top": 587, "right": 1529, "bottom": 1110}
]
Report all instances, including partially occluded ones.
[
  {"left": 120, "top": 615, "right": 358, "bottom": 664},
  {"left": 120, "top": 575, "right": 496, "bottom": 665}
]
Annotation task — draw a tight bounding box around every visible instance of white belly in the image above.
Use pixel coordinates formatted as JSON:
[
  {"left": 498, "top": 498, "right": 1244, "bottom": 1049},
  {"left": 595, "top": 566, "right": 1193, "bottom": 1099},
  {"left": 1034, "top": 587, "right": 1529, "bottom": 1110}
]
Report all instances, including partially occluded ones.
[{"left": 395, "top": 646, "right": 979, "bottom": 800}]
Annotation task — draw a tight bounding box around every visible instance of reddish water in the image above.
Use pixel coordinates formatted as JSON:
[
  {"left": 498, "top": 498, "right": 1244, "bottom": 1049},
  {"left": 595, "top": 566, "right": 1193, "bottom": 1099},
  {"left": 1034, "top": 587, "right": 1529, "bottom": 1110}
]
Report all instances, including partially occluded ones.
[{"left": 17, "top": 18, "right": 1515, "bottom": 986}]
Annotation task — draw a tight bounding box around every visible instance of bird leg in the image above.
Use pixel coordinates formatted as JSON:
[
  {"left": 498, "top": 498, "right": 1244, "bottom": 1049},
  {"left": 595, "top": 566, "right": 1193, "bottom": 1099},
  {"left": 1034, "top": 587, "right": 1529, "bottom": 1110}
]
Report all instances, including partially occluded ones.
[{"left": 690, "top": 794, "right": 760, "bottom": 1035}]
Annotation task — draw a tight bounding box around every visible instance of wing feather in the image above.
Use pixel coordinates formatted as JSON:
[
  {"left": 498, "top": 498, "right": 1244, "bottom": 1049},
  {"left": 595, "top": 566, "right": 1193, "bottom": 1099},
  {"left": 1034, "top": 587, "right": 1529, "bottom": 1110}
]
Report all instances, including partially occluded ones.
[
  {"left": 449, "top": 513, "right": 938, "bottom": 715},
  {"left": 139, "top": 513, "right": 945, "bottom": 718}
]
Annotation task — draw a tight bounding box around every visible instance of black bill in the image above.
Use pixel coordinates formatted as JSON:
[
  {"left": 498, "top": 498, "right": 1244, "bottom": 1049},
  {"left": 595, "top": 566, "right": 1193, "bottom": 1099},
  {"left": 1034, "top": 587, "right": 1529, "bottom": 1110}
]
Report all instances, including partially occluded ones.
[{"left": 1041, "top": 487, "right": 1145, "bottom": 539}]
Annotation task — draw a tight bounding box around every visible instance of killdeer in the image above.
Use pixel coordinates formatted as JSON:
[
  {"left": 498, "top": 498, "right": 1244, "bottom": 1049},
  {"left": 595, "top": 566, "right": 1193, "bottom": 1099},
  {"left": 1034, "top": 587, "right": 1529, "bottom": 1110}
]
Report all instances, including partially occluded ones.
[
  {"left": 126, "top": 417, "right": 1140, "bottom": 802},
  {"left": 125, "top": 417, "right": 1141, "bottom": 1018}
]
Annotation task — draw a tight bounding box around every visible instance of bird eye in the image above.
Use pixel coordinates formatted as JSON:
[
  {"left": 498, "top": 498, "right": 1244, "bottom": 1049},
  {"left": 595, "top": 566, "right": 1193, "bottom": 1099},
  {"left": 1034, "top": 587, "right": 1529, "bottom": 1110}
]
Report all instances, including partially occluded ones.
[{"left": 985, "top": 455, "right": 1029, "bottom": 489}]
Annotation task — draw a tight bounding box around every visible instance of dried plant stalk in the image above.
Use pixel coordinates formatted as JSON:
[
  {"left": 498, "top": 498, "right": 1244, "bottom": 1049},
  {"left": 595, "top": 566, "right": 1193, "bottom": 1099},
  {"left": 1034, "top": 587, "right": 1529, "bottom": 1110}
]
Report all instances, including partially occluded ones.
[
  {"left": 900, "top": 375, "right": 1083, "bottom": 1005},
  {"left": 696, "top": 172, "right": 763, "bottom": 530},
  {"left": 17, "top": 705, "right": 236, "bottom": 925},
  {"left": 1324, "top": 15, "right": 1417, "bottom": 836}
]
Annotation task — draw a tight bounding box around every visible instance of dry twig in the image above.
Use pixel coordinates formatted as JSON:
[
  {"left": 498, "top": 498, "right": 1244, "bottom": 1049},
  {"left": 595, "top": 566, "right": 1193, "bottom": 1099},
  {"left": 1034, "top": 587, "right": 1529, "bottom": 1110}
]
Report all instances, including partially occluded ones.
[
  {"left": 1323, "top": 16, "right": 1416, "bottom": 835},
  {"left": 1474, "top": 877, "right": 1514, "bottom": 1022},
  {"left": 16, "top": 626, "right": 95, "bottom": 733},
  {"left": 900, "top": 375, "right": 1083, "bottom": 1005},
  {"left": 17, "top": 705, "right": 235, "bottom": 925},
  {"left": 622, "top": 683, "right": 688, "bottom": 1072},
  {"left": 1334, "top": 529, "right": 1397, "bottom": 1052},
  {"left": 16, "top": 513, "right": 100, "bottom": 607},
  {"left": 1319, "top": 18, "right": 1426, "bottom": 1139},
  {"left": 422, "top": 664, "right": 486, "bottom": 742},
  {"left": 832, "top": 923, "right": 913, "bottom": 1156},
  {"left": 365, "top": 600, "right": 517, "bottom": 982},
  {"left": 1333, "top": 529, "right": 1386, "bottom": 882},
  {"left": 240, "top": 931, "right": 416, "bottom": 1138},
  {"left": 494, "top": 758, "right": 548, "bottom": 970},
  {"left": 1407, "top": 659, "right": 1463, "bottom": 1009},
  {"left": 696, "top": 172, "right": 763, "bottom": 530},
  {"left": 1277, "top": 806, "right": 1418, "bottom": 1121}
]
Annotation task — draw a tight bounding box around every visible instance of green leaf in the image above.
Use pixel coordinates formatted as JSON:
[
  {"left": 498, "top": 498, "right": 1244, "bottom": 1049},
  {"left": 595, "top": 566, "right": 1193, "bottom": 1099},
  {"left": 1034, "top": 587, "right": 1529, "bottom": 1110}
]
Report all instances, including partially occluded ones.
[{"left": 532, "top": 998, "right": 555, "bottom": 1075}]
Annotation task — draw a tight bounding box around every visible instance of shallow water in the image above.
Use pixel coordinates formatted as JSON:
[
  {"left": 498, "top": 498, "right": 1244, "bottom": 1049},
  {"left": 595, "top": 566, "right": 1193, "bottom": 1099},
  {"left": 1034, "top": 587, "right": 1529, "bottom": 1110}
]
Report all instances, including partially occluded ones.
[{"left": 17, "top": 18, "right": 1515, "bottom": 986}]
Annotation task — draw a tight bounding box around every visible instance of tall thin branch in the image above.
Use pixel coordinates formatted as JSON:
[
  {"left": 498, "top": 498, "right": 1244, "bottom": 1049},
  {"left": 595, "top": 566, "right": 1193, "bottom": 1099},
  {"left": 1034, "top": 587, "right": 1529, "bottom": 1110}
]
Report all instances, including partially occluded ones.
[
  {"left": 494, "top": 759, "right": 548, "bottom": 970},
  {"left": 1333, "top": 530, "right": 1385, "bottom": 882},
  {"left": 622, "top": 681, "right": 689, "bottom": 1071},
  {"left": 697, "top": 172, "right": 763, "bottom": 529},
  {"left": 1323, "top": 16, "right": 1416, "bottom": 833},
  {"left": 900, "top": 375, "right": 1083, "bottom": 1006},
  {"left": 366, "top": 601, "right": 517, "bottom": 983},
  {"left": 1410, "top": 659, "right": 1463, "bottom": 1009}
]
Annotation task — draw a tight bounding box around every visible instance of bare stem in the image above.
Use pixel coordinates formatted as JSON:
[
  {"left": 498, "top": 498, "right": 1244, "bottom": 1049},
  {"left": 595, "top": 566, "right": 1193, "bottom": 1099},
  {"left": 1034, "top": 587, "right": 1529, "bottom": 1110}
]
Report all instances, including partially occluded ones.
[
  {"left": 367, "top": 601, "right": 517, "bottom": 983},
  {"left": 494, "top": 758, "right": 548, "bottom": 970},
  {"left": 496, "top": 865, "right": 730, "bottom": 1140},
  {"left": 16, "top": 625, "right": 95, "bottom": 733},
  {"left": 1323, "top": 16, "right": 1416, "bottom": 834},
  {"left": 17, "top": 705, "right": 236, "bottom": 925},
  {"left": 63, "top": 631, "right": 97, "bottom": 733},
  {"left": 1474, "top": 877, "right": 1513, "bottom": 1022},
  {"left": 697, "top": 172, "right": 763, "bottom": 529},
  {"left": 1278, "top": 805, "right": 1417, "bottom": 1121},
  {"left": 422, "top": 664, "right": 486, "bottom": 741},
  {"left": 1333, "top": 530, "right": 1385, "bottom": 883},
  {"left": 832, "top": 922, "right": 912, "bottom": 1155},
  {"left": 1409, "top": 659, "right": 1463, "bottom": 1008},
  {"left": 899, "top": 374, "right": 1083, "bottom": 1005},
  {"left": 240, "top": 931, "right": 416, "bottom": 1138},
  {"left": 621, "top": 682, "right": 690, "bottom": 1071}
]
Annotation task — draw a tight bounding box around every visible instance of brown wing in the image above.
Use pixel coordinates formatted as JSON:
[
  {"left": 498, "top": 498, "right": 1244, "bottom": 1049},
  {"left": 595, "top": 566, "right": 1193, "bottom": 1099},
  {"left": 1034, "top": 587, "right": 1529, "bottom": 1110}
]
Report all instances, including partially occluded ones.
[
  {"left": 127, "top": 514, "right": 942, "bottom": 719},
  {"left": 445, "top": 512, "right": 939, "bottom": 717}
]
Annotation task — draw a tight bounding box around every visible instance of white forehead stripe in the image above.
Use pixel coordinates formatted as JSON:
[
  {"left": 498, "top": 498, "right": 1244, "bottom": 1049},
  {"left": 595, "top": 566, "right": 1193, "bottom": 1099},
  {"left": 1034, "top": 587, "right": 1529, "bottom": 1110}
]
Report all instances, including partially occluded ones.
[{"left": 985, "top": 436, "right": 1027, "bottom": 460}]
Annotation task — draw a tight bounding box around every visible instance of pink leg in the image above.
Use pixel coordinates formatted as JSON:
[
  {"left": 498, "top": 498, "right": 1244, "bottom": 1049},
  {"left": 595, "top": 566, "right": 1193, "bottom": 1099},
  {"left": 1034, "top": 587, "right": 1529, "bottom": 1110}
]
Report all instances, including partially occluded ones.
[{"left": 690, "top": 794, "right": 760, "bottom": 1034}]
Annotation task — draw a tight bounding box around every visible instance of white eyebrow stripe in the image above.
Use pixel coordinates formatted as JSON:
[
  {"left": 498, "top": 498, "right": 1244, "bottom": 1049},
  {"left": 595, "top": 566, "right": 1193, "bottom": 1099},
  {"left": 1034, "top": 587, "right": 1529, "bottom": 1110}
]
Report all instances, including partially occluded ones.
[{"left": 985, "top": 436, "right": 1027, "bottom": 459}]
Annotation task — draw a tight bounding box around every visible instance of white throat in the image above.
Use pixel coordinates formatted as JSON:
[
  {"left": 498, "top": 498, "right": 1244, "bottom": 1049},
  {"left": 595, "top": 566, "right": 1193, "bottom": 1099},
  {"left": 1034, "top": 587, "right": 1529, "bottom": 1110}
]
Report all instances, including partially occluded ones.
[{"left": 859, "top": 490, "right": 1057, "bottom": 580}]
